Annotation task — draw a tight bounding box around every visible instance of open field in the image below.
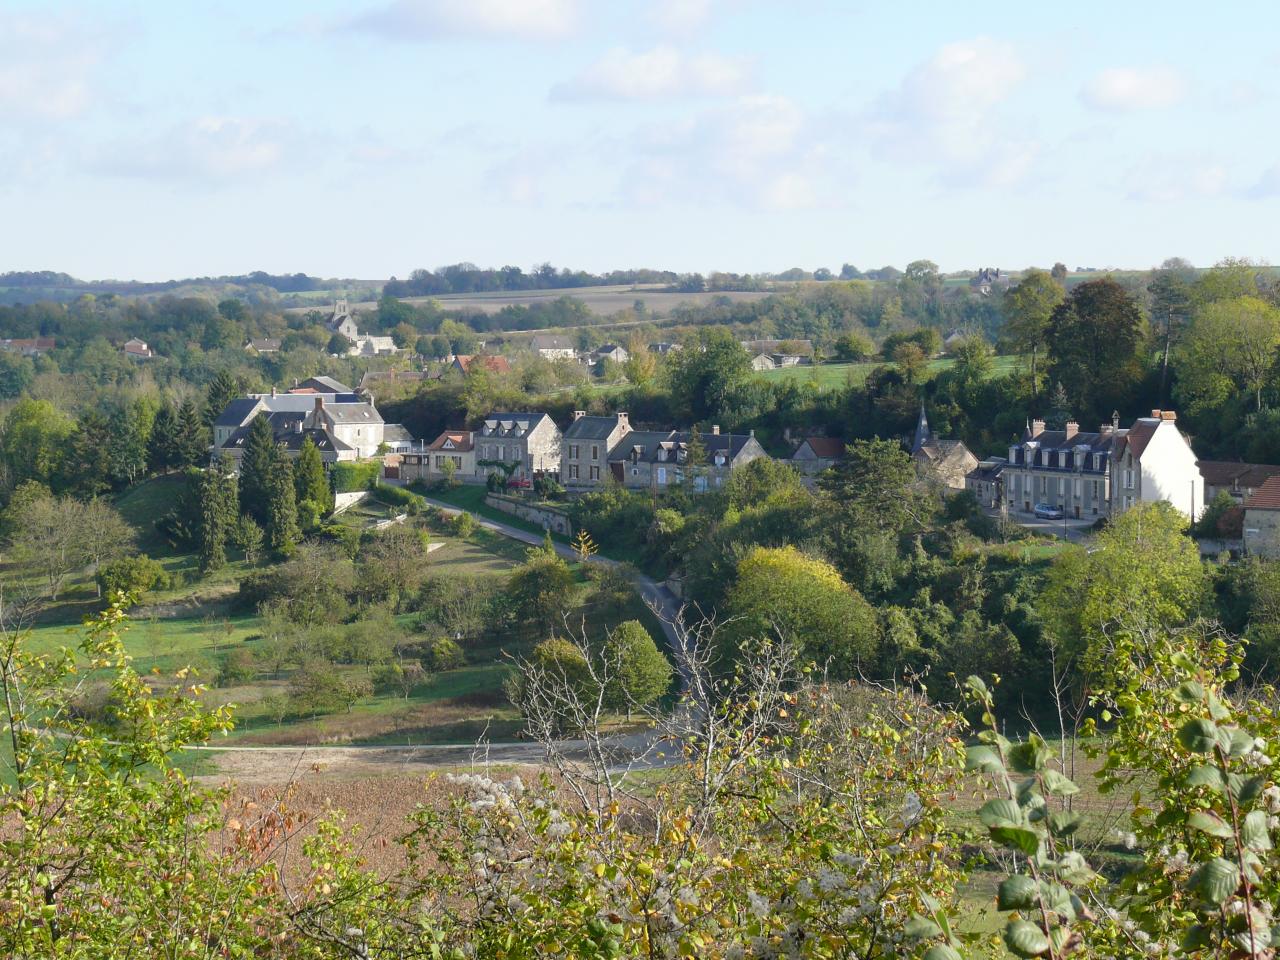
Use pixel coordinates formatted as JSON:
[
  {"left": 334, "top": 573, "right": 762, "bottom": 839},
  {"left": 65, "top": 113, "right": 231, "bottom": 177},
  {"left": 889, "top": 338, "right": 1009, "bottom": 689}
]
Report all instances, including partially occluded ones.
[{"left": 756, "top": 353, "right": 1022, "bottom": 388}]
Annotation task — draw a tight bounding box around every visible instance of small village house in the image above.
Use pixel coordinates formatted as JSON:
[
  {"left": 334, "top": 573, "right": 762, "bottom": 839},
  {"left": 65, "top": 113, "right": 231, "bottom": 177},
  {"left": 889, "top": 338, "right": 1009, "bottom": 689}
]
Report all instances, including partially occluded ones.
[
  {"left": 1243, "top": 477, "right": 1280, "bottom": 558},
  {"left": 562, "top": 411, "right": 632, "bottom": 487},
  {"left": 790, "top": 437, "right": 846, "bottom": 476},
  {"left": 475, "top": 412, "right": 562, "bottom": 480},
  {"left": 397, "top": 430, "right": 476, "bottom": 484},
  {"left": 910, "top": 404, "right": 978, "bottom": 491}
]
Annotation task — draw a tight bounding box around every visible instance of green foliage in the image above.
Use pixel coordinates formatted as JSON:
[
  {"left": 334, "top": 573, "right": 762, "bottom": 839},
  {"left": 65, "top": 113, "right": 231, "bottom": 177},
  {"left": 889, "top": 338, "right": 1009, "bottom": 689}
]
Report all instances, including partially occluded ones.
[
  {"left": 331, "top": 460, "right": 381, "bottom": 493},
  {"left": 600, "top": 619, "right": 672, "bottom": 713},
  {"left": 294, "top": 435, "right": 334, "bottom": 516},
  {"left": 264, "top": 457, "right": 300, "bottom": 555},
  {"left": 197, "top": 466, "right": 239, "bottom": 572},
  {"left": 1045, "top": 277, "right": 1146, "bottom": 421},
  {"left": 506, "top": 545, "right": 576, "bottom": 634},
  {"left": 424, "top": 636, "right": 465, "bottom": 671},
  {"left": 95, "top": 553, "right": 168, "bottom": 599},
  {"left": 288, "top": 660, "right": 372, "bottom": 716}
]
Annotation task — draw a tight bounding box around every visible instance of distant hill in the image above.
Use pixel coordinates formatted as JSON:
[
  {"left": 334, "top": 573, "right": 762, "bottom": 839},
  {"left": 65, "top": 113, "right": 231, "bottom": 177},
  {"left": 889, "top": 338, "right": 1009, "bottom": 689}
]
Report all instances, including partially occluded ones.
[{"left": 0, "top": 270, "right": 379, "bottom": 306}]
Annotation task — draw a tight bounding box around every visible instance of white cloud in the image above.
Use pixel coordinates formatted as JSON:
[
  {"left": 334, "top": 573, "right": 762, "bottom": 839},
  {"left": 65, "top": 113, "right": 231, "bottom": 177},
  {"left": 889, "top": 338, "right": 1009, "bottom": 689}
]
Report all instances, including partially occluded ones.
[
  {"left": 622, "top": 94, "right": 830, "bottom": 209},
  {"left": 1246, "top": 163, "right": 1280, "bottom": 199},
  {"left": 93, "top": 117, "right": 296, "bottom": 183},
  {"left": 864, "top": 37, "right": 1037, "bottom": 187},
  {"left": 351, "top": 0, "right": 578, "bottom": 41},
  {"left": 1124, "top": 154, "right": 1226, "bottom": 202},
  {"left": 1080, "top": 66, "right": 1186, "bottom": 112},
  {"left": 551, "top": 45, "right": 751, "bottom": 101},
  {"left": 0, "top": 14, "right": 102, "bottom": 120},
  {"left": 651, "top": 0, "right": 716, "bottom": 34}
]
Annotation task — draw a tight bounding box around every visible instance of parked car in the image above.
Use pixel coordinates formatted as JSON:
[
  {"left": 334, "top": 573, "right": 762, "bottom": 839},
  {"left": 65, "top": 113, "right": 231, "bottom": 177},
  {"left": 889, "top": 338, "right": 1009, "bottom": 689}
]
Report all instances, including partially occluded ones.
[
  {"left": 1033, "top": 502, "right": 1065, "bottom": 520},
  {"left": 506, "top": 476, "right": 532, "bottom": 490}
]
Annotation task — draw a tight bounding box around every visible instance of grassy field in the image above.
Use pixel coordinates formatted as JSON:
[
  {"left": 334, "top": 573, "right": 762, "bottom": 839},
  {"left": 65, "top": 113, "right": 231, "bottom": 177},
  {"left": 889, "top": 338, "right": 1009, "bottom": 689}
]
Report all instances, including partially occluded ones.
[{"left": 757, "top": 354, "right": 1023, "bottom": 389}]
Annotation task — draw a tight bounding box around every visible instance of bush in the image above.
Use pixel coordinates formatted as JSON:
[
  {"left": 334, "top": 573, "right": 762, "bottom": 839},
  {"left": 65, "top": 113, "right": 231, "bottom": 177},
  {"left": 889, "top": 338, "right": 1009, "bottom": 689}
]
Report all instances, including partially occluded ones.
[
  {"left": 96, "top": 554, "right": 169, "bottom": 600},
  {"left": 534, "top": 474, "right": 566, "bottom": 500},
  {"left": 371, "top": 481, "right": 424, "bottom": 510},
  {"left": 425, "top": 636, "right": 465, "bottom": 671},
  {"left": 215, "top": 648, "right": 256, "bottom": 687},
  {"left": 373, "top": 659, "right": 428, "bottom": 697},
  {"left": 331, "top": 461, "right": 381, "bottom": 494},
  {"left": 452, "top": 512, "right": 477, "bottom": 538}
]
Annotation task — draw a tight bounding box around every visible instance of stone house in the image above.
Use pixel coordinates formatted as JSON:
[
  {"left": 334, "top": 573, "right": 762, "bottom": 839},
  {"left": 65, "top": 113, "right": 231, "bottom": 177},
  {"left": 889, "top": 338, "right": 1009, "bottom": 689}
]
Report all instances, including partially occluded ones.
[
  {"left": 965, "top": 458, "right": 1006, "bottom": 508},
  {"left": 1198, "top": 461, "right": 1280, "bottom": 506},
  {"left": 122, "top": 337, "right": 153, "bottom": 359},
  {"left": 910, "top": 404, "right": 978, "bottom": 491},
  {"left": 453, "top": 354, "right": 512, "bottom": 376},
  {"left": 529, "top": 334, "right": 578, "bottom": 361},
  {"left": 593, "top": 344, "right": 629, "bottom": 365},
  {"left": 245, "top": 338, "right": 281, "bottom": 354},
  {"left": 561, "top": 411, "right": 631, "bottom": 488},
  {"left": 790, "top": 437, "right": 845, "bottom": 476},
  {"left": 750, "top": 353, "right": 776, "bottom": 371},
  {"left": 475, "top": 412, "right": 562, "bottom": 480},
  {"left": 398, "top": 431, "right": 476, "bottom": 484},
  {"left": 608, "top": 426, "right": 768, "bottom": 493},
  {"left": 1001, "top": 410, "right": 1203, "bottom": 521},
  {"left": 1244, "top": 477, "right": 1280, "bottom": 558},
  {"left": 328, "top": 299, "right": 398, "bottom": 357}
]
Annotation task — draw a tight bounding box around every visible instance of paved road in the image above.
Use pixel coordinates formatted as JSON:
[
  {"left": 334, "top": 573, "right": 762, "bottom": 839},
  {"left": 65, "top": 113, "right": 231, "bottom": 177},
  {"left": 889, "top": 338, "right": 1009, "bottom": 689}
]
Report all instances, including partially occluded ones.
[
  {"left": 991, "top": 509, "right": 1095, "bottom": 544},
  {"left": 193, "top": 496, "right": 686, "bottom": 780}
]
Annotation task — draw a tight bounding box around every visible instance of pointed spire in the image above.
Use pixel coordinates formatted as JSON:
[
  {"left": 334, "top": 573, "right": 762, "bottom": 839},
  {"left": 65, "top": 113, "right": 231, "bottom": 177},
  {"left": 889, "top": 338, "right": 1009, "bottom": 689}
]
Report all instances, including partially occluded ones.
[{"left": 912, "top": 401, "right": 931, "bottom": 454}]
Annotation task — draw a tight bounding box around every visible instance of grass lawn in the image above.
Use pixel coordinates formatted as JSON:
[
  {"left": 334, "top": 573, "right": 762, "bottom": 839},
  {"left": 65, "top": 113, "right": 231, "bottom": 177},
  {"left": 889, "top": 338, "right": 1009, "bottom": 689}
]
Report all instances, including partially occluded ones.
[{"left": 757, "top": 354, "right": 1022, "bottom": 389}]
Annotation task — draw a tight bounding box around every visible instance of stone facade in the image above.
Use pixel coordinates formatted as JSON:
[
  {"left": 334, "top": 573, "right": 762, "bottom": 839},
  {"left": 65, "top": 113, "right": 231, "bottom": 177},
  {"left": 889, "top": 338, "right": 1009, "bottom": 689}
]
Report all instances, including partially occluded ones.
[
  {"left": 561, "top": 411, "right": 631, "bottom": 488},
  {"left": 609, "top": 427, "right": 769, "bottom": 493},
  {"left": 475, "top": 412, "right": 562, "bottom": 479}
]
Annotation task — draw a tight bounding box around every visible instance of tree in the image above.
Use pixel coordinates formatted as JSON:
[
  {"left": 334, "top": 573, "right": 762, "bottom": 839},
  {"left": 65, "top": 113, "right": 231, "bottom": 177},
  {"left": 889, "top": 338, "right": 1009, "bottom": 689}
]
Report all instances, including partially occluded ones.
[
  {"left": 832, "top": 331, "right": 873, "bottom": 362},
  {"left": 96, "top": 554, "right": 167, "bottom": 599},
  {"left": 506, "top": 548, "right": 575, "bottom": 634},
  {"left": 78, "top": 499, "right": 136, "bottom": 596},
  {"left": 1003, "top": 268, "right": 1064, "bottom": 396},
  {"left": 293, "top": 436, "right": 333, "bottom": 517},
  {"left": 105, "top": 404, "right": 149, "bottom": 489},
  {"left": 892, "top": 342, "right": 927, "bottom": 383},
  {"left": 328, "top": 332, "right": 353, "bottom": 356},
  {"left": 230, "top": 514, "right": 264, "bottom": 564},
  {"left": 1, "top": 398, "right": 73, "bottom": 491},
  {"left": 174, "top": 398, "right": 209, "bottom": 469},
  {"left": 600, "top": 620, "right": 672, "bottom": 716},
  {"left": 1050, "top": 261, "right": 1068, "bottom": 280},
  {"left": 664, "top": 327, "right": 752, "bottom": 422},
  {"left": 264, "top": 458, "right": 300, "bottom": 555},
  {"left": 726, "top": 545, "right": 878, "bottom": 678},
  {"left": 146, "top": 402, "right": 181, "bottom": 475},
  {"left": 1177, "top": 296, "right": 1280, "bottom": 414},
  {"left": 203, "top": 369, "right": 239, "bottom": 427},
  {"left": 1045, "top": 277, "right": 1145, "bottom": 421},
  {"left": 60, "top": 410, "right": 113, "bottom": 498},
  {"left": 623, "top": 334, "right": 657, "bottom": 385},
  {"left": 238, "top": 414, "right": 277, "bottom": 525},
  {"left": 1148, "top": 260, "right": 1195, "bottom": 404},
  {"left": 7, "top": 493, "right": 131, "bottom": 600},
  {"left": 197, "top": 467, "right": 239, "bottom": 573}
]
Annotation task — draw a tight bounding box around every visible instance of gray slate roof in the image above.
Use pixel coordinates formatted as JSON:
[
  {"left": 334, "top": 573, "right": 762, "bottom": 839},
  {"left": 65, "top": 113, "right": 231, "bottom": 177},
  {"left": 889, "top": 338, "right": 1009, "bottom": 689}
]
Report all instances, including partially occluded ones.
[
  {"left": 608, "top": 429, "right": 756, "bottom": 464},
  {"left": 213, "top": 398, "right": 261, "bottom": 428},
  {"left": 564, "top": 416, "right": 627, "bottom": 441}
]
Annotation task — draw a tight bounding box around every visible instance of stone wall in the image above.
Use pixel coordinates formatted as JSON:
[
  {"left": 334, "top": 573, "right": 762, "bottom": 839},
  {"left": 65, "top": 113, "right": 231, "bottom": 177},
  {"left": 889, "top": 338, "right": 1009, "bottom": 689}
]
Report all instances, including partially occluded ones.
[
  {"left": 332, "top": 491, "right": 369, "bottom": 515},
  {"left": 484, "top": 494, "right": 573, "bottom": 536}
]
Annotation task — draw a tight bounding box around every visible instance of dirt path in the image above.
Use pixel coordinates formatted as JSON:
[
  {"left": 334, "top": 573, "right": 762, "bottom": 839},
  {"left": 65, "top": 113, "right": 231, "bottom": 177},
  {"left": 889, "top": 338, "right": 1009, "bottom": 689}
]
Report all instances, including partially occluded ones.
[{"left": 202, "top": 741, "right": 548, "bottom": 784}]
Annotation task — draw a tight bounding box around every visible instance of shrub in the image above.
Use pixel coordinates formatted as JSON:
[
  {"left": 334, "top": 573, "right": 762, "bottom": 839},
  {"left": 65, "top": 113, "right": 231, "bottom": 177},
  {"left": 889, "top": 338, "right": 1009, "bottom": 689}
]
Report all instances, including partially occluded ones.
[
  {"left": 425, "top": 636, "right": 465, "bottom": 671},
  {"left": 215, "top": 648, "right": 256, "bottom": 687},
  {"left": 452, "top": 512, "right": 477, "bottom": 538},
  {"left": 331, "top": 461, "right": 381, "bottom": 494},
  {"left": 96, "top": 554, "right": 169, "bottom": 600},
  {"left": 373, "top": 659, "right": 428, "bottom": 697},
  {"left": 371, "top": 481, "right": 425, "bottom": 510}
]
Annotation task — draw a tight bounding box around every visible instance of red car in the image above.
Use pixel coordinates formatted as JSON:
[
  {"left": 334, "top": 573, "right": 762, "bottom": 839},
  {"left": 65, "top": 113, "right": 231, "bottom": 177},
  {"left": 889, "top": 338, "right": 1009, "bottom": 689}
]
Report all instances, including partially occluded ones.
[{"left": 506, "top": 477, "right": 532, "bottom": 490}]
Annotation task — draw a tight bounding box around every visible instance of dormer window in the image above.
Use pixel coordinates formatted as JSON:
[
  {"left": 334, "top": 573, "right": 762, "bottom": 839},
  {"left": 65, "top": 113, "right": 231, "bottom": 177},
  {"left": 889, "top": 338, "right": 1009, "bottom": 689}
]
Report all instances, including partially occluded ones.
[
  {"left": 714, "top": 452, "right": 727, "bottom": 467},
  {"left": 657, "top": 449, "right": 667, "bottom": 462}
]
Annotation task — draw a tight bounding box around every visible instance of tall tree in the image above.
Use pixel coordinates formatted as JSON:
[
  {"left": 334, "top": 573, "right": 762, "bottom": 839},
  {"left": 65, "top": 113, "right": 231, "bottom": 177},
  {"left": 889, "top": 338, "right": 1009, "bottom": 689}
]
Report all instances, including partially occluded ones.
[
  {"left": 60, "top": 410, "right": 113, "bottom": 498},
  {"left": 264, "top": 458, "right": 300, "bottom": 556},
  {"left": 1147, "top": 259, "right": 1196, "bottom": 405},
  {"left": 204, "top": 370, "right": 239, "bottom": 428},
  {"left": 1045, "top": 278, "right": 1145, "bottom": 422},
  {"left": 238, "top": 415, "right": 277, "bottom": 526},
  {"left": 106, "top": 405, "right": 148, "bottom": 489},
  {"left": 664, "top": 328, "right": 752, "bottom": 422},
  {"left": 1, "top": 398, "right": 74, "bottom": 492},
  {"left": 1177, "top": 296, "right": 1280, "bottom": 414},
  {"left": 1003, "top": 268, "right": 1064, "bottom": 398},
  {"left": 600, "top": 620, "right": 672, "bottom": 717},
  {"left": 174, "top": 398, "right": 209, "bottom": 469},
  {"left": 293, "top": 436, "right": 333, "bottom": 516},
  {"left": 197, "top": 467, "right": 239, "bottom": 573},
  {"left": 147, "top": 403, "right": 181, "bottom": 475}
]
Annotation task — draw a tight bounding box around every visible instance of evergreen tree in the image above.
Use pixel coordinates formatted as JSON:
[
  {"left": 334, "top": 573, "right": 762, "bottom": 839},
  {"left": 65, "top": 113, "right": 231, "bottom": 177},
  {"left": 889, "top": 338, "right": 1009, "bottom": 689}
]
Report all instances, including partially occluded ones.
[
  {"left": 60, "top": 410, "right": 113, "bottom": 498},
  {"left": 238, "top": 415, "right": 277, "bottom": 525},
  {"left": 175, "top": 398, "right": 209, "bottom": 469},
  {"left": 147, "top": 403, "right": 180, "bottom": 475},
  {"left": 293, "top": 436, "right": 333, "bottom": 516},
  {"left": 264, "top": 458, "right": 300, "bottom": 555},
  {"left": 197, "top": 467, "right": 239, "bottom": 573},
  {"left": 106, "top": 405, "right": 148, "bottom": 489},
  {"left": 203, "top": 370, "right": 239, "bottom": 428}
]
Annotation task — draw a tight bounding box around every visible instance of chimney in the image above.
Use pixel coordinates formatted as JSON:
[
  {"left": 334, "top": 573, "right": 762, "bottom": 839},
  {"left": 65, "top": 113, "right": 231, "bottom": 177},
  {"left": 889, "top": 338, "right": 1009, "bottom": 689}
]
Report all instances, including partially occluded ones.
[
  {"left": 1064, "top": 420, "right": 1078, "bottom": 440},
  {"left": 711, "top": 424, "right": 720, "bottom": 435},
  {"left": 1100, "top": 422, "right": 1113, "bottom": 436},
  {"left": 271, "top": 386, "right": 277, "bottom": 398},
  {"left": 293, "top": 378, "right": 299, "bottom": 388},
  {"left": 1151, "top": 409, "right": 1162, "bottom": 419},
  {"left": 573, "top": 410, "right": 586, "bottom": 420},
  {"left": 1030, "top": 418, "right": 1045, "bottom": 437},
  {"left": 616, "top": 411, "right": 629, "bottom": 427},
  {"left": 1112, "top": 410, "right": 1121, "bottom": 431},
  {"left": 1161, "top": 410, "right": 1177, "bottom": 421},
  {"left": 314, "top": 396, "right": 324, "bottom": 411}
]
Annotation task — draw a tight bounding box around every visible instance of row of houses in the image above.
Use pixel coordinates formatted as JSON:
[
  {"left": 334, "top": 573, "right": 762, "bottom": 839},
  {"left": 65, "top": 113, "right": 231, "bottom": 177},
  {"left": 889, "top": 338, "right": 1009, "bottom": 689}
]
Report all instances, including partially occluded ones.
[{"left": 396, "top": 410, "right": 768, "bottom": 494}]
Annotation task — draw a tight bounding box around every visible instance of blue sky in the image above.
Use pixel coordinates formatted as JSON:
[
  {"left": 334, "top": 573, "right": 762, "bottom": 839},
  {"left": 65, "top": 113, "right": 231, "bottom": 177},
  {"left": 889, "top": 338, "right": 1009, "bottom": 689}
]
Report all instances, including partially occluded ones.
[{"left": 2, "top": 0, "right": 1278, "bottom": 281}]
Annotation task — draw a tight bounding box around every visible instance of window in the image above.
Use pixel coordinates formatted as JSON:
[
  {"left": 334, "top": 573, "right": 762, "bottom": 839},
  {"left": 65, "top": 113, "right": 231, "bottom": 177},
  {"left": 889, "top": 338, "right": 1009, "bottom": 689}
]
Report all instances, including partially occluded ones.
[
  {"left": 569, "top": 444, "right": 579, "bottom": 459},
  {"left": 591, "top": 444, "right": 599, "bottom": 460},
  {"left": 1124, "top": 468, "right": 1134, "bottom": 489},
  {"left": 656, "top": 467, "right": 667, "bottom": 485},
  {"left": 589, "top": 465, "right": 599, "bottom": 481},
  {"left": 452, "top": 456, "right": 462, "bottom": 468},
  {"left": 569, "top": 465, "right": 579, "bottom": 479},
  {"left": 1074, "top": 478, "right": 1081, "bottom": 498}
]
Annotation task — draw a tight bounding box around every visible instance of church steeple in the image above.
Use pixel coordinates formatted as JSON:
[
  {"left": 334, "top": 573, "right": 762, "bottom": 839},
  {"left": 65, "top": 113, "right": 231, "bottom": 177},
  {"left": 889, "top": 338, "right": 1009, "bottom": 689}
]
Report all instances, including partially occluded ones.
[{"left": 912, "top": 400, "right": 931, "bottom": 453}]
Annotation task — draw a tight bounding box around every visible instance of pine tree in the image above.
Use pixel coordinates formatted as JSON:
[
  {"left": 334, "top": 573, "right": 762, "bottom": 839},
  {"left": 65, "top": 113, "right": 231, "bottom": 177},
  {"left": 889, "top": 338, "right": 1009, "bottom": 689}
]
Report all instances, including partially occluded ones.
[
  {"left": 204, "top": 370, "right": 239, "bottom": 428},
  {"left": 175, "top": 398, "right": 210, "bottom": 469},
  {"left": 293, "top": 436, "right": 333, "bottom": 516},
  {"left": 265, "top": 458, "right": 300, "bottom": 555},
  {"left": 106, "top": 405, "right": 148, "bottom": 489},
  {"left": 61, "top": 410, "right": 113, "bottom": 497},
  {"left": 238, "top": 415, "right": 277, "bottom": 525},
  {"left": 197, "top": 467, "right": 239, "bottom": 573},
  {"left": 147, "top": 403, "right": 180, "bottom": 474}
]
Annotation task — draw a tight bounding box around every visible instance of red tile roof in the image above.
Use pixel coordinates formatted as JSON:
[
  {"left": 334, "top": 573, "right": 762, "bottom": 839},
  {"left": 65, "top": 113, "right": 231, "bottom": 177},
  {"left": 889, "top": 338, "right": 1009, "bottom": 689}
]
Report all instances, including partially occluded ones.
[
  {"left": 1200, "top": 461, "right": 1280, "bottom": 490},
  {"left": 800, "top": 437, "right": 846, "bottom": 459},
  {"left": 427, "top": 430, "right": 474, "bottom": 452},
  {"left": 1245, "top": 476, "right": 1280, "bottom": 511},
  {"left": 454, "top": 354, "right": 512, "bottom": 375}
]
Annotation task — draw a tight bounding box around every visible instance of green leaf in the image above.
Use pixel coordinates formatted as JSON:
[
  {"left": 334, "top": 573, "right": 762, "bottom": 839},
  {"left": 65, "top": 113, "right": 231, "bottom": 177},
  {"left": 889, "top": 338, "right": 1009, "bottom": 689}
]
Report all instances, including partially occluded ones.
[
  {"left": 1177, "top": 718, "right": 1219, "bottom": 754},
  {"left": 996, "top": 874, "right": 1038, "bottom": 910},
  {"left": 1041, "top": 769, "right": 1079, "bottom": 796},
  {"left": 1048, "top": 923, "right": 1072, "bottom": 954},
  {"left": 979, "top": 798, "right": 1024, "bottom": 828},
  {"left": 1008, "top": 736, "right": 1049, "bottom": 774},
  {"left": 1242, "top": 810, "right": 1272, "bottom": 852},
  {"left": 1187, "top": 810, "right": 1234, "bottom": 838},
  {"left": 965, "top": 745, "right": 1005, "bottom": 775},
  {"left": 905, "top": 915, "right": 942, "bottom": 940},
  {"left": 1236, "top": 775, "right": 1265, "bottom": 803},
  {"left": 1184, "top": 764, "right": 1224, "bottom": 792},
  {"left": 1003, "top": 919, "right": 1051, "bottom": 957},
  {"left": 1182, "top": 924, "right": 1212, "bottom": 951},
  {"left": 1190, "top": 857, "right": 1240, "bottom": 906},
  {"left": 1048, "top": 810, "right": 1085, "bottom": 836},
  {"left": 923, "top": 946, "right": 964, "bottom": 960},
  {"left": 990, "top": 825, "right": 1042, "bottom": 857},
  {"left": 1225, "top": 728, "right": 1256, "bottom": 757},
  {"left": 1175, "top": 679, "right": 1205, "bottom": 703}
]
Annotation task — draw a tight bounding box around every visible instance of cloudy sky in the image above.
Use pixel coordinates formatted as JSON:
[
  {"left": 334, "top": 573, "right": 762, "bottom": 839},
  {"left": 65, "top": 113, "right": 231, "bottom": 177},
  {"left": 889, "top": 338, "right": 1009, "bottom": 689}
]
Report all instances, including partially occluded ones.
[{"left": 2, "top": 0, "right": 1277, "bottom": 280}]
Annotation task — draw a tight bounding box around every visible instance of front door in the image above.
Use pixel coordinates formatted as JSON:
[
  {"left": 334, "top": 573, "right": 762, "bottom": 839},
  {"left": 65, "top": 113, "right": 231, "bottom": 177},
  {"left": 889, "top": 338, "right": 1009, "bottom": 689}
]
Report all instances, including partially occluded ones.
[{"left": 610, "top": 462, "right": 624, "bottom": 483}]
